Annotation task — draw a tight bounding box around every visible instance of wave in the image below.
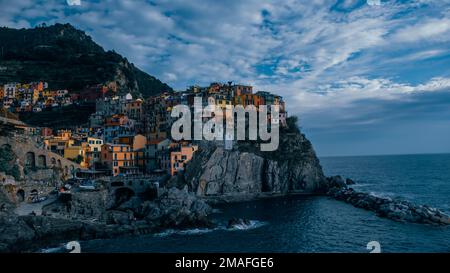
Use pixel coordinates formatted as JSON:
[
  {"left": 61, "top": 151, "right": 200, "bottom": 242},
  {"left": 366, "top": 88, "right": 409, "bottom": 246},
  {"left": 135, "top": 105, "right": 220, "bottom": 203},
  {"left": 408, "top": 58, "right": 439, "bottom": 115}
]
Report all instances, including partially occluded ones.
[
  {"left": 39, "top": 244, "right": 66, "bottom": 253},
  {"left": 368, "top": 191, "right": 394, "bottom": 199},
  {"left": 154, "top": 227, "right": 218, "bottom": 237},
  {"left": 153, "top": 220, "right": 267, "bottom": 237},
  {"left": 226, "top": 220, "right": 267, "bottom": 231}
]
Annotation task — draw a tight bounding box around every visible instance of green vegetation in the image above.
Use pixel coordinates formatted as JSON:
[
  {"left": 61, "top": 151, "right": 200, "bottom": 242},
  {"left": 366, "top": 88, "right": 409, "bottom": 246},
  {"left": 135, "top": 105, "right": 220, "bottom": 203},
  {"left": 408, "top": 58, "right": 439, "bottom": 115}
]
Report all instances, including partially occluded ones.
[
  {"left": 19, "top": 103, "right": 96, "bottom": 128},
  {"left": 0, "top": 23, "right": 172, "bottom": 97},
  {"left": 72, "top": 155, "right": 84, "bottom": 164},
  {"left": 0, "top": 144, "right": 20, "bottom": 180}
]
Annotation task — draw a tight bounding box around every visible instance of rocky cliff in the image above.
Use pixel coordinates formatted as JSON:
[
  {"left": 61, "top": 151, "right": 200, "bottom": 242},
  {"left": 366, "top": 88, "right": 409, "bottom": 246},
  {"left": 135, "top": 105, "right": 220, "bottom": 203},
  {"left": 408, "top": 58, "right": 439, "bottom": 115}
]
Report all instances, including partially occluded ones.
[{"left": 182, "top": 117, "right": 328, "bottom": 202}]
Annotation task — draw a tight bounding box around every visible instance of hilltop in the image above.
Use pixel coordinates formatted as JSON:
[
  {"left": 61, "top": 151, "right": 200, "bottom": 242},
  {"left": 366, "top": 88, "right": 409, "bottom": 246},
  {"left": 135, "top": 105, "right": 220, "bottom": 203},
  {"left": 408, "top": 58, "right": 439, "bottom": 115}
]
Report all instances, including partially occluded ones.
[{"left": 0, "top": 23, "right": 172, "bottom": 97}]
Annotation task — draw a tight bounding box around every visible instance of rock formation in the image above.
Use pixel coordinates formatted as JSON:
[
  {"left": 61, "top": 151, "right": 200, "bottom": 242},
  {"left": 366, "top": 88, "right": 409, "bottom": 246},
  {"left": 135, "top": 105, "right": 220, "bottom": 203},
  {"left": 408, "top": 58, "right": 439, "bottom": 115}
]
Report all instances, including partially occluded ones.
[
  {"left": 183, "top": 117, "right": 328, "bottom": 202},
  {"left": 326, "top": 176, "right": 450, "bottom": 225},
  {"left": 0, "top": 185, "right": 212, "bottom": 252}
]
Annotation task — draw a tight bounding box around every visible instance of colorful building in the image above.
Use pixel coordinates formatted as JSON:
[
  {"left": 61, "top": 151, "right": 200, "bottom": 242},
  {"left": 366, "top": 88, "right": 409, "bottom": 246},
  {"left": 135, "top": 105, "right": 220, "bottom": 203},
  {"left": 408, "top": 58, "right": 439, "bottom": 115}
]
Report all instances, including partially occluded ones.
[
  {"left": 122, "top": 98, "right": 143, "bottom": 121},
  {"left": 4, "top": 83, "right": 18, "bottom": 99},
  {"left": 234, "top": 94, "right": 264, "bottom": 108},
  {"left": 101, "top": 144, "right": 136, "bottom": 176},
  {"left": 64, "top": 145, "right": 83, "bottom": 161},
  {"left": 232, "top": 84, "right": 253, "bottom": 96},
  {"left": 144, "top": 138, "right": 171, "bottom": 172},
  {"left": 170, "top": 145, "right": 198, "bottom": 176},
  {"left": 83, "top": 137, "right": 104, "bottom": 168}
]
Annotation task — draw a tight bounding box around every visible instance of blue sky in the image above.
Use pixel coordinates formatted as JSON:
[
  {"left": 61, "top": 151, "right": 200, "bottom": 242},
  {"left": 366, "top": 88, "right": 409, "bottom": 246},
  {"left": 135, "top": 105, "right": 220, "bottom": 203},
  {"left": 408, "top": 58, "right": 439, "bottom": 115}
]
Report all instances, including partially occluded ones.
[{"left": 1, "top": 0, "right": 450, "bottom": 156}]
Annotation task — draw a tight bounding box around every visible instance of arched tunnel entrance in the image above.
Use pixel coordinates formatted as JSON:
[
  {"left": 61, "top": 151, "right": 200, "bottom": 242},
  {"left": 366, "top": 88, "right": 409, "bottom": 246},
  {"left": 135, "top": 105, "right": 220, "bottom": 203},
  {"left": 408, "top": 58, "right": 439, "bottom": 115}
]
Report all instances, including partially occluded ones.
[
  {"left": 16, "top": 189, "right": 25, "bottom": 202},
  {"left": 25, "top": 152, "right": 35, "bottom": 169},
  {"left": 51, "top": 157, "right": 56, "bottom": 167},
  {"left": 37, "top": 155, "right": 47, "bottom": 168}
]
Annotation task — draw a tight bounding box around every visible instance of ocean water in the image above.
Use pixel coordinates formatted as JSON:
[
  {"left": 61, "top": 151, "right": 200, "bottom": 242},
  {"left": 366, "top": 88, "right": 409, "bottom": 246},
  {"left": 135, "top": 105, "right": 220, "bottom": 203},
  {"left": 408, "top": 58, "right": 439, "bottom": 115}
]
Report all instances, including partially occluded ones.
[{"left": 79, "top": 154, "right": 450, "bottom": 253}]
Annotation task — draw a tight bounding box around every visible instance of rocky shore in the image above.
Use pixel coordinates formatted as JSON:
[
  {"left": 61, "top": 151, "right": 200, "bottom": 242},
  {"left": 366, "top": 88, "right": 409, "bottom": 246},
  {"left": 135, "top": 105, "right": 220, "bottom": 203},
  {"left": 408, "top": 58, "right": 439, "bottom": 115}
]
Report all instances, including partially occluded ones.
[
  {"left": 0, "top": 186, "right": 213, "bottom": 252},
  {"left": 326, "top": 176, "right": 450, "bottom": 225}
]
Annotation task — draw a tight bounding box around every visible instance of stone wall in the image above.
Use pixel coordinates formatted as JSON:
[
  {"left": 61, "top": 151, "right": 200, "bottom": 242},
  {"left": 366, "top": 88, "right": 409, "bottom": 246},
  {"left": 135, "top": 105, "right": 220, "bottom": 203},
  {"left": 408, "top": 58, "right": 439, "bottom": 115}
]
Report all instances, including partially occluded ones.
[{"left": 0, "top": 135, "right": 80, "bottom": 179}]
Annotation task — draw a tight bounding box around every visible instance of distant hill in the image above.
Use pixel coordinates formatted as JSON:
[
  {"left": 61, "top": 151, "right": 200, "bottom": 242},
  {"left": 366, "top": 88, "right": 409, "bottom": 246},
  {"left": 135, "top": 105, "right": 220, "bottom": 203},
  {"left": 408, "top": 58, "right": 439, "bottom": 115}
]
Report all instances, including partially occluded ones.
[{"left": 0, "top": 23, "right": 172, "bottom": 97}]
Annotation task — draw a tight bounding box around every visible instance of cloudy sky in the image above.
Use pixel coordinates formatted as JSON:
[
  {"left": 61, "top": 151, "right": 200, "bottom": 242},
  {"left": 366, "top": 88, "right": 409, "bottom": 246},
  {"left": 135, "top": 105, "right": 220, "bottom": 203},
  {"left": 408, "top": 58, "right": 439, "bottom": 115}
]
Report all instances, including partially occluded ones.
[{"left": 1, "top": 0, "right": 450, "bottom": 156}]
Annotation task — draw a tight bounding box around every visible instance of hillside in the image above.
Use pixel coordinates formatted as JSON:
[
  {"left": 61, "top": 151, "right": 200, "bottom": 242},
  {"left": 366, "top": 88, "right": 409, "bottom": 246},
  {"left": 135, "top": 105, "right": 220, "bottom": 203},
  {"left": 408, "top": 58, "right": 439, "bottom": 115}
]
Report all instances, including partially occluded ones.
[{"left": 0, "top": 23, "right": 172, "bottom": 97}]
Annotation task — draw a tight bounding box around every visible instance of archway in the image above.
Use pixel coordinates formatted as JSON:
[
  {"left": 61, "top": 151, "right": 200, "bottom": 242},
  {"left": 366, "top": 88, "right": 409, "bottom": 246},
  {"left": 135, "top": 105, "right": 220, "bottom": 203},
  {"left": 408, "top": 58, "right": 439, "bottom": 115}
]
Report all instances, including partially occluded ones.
[
  {"left": 37, "top": 155, "right": 47, "bottom": 168},
  {"left": 57, "top": 159, "right": 62, "bottom": 169},
  {"left": 16, "top": 189, "right": 25, "bottom": 202},
  {"left": 25, "top": 152, "right": 36, "bottom": 168},
  {"left": 1, "top": 144, "right": 11, "bottom": 150}
]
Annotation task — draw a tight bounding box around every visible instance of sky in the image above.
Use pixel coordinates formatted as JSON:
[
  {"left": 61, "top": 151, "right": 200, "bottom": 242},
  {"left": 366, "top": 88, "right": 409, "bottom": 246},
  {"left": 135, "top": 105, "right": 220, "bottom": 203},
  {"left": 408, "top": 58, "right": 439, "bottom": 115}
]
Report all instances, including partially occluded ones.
[{"left": 1, "top": 0, "right": 450, "bottom": 156}]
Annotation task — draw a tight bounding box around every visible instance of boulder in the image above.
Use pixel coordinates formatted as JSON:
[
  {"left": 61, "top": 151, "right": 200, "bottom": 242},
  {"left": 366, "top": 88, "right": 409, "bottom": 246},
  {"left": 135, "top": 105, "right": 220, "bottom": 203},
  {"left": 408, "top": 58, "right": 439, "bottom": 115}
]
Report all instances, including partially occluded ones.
[
  {"left": 327, "top": 176, "right": 347, "bottom": 189},
  {"left": 346, "top": 178, "right": 356, "bottom": 185},
  {"left": 107, "top": 210, "right": 133, "bottom": 225}
]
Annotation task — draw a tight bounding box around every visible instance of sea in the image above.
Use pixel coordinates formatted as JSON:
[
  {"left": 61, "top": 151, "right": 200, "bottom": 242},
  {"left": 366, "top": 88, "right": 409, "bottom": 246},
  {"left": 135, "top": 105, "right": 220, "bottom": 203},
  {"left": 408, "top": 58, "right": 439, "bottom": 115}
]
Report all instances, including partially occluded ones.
[{"left": 50, "top": 154, "right": 450, "bottom": 253}]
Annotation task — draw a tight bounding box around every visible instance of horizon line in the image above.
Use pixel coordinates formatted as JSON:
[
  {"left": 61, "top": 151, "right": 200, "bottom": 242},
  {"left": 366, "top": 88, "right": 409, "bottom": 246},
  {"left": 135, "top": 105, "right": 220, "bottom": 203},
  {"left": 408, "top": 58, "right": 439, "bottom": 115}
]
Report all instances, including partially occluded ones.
[{"left": 319, "top": 151, "right": 450, "bottom": 158}]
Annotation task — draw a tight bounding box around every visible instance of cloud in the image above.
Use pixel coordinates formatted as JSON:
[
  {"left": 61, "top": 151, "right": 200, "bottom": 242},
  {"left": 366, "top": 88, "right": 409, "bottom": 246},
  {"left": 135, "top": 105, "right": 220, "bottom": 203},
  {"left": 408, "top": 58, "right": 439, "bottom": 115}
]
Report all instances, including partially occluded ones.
[
  {"left": 392, "top": 18, "right": 450, "bottom": 43},
  {"left": 1, "top": 0, "right": 450, "bottom": 155}
]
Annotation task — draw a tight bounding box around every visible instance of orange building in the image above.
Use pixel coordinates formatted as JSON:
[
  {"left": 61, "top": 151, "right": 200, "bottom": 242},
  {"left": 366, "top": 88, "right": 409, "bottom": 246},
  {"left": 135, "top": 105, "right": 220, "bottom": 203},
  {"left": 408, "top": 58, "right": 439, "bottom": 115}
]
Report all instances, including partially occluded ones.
[
  {"left": 105, "top": 114, "right": 129, "bottom": 127},
  {"left": 113, "top": 134, "right": 147, "bottom": 172},
  {"left": 232, "top": 85, "right": 253, "bottom": 96},
  {"left": 57, "top": 129, "right": 72, "bottom": 140},
  {"left": 101, "top": 144, "right": 136, "bottom": 176},
  {"left": 123, "top": 99, "right": 143, "bottom": 120},
  {"left": 234, "top": 94, "right": 264, "bottom": 108},
  {"left": 170, "top": 145, "right": 198, "bottom": 176}
]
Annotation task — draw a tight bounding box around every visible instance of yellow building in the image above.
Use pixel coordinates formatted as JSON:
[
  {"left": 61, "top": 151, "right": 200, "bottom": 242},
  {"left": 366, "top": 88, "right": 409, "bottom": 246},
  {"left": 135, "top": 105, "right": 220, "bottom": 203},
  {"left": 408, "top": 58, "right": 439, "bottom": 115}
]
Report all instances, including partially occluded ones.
[
  {"left": 64, "top": 145, "right": 82, "bottom": 161},
  {"left": 214, "top": 95, "right": 233, "bottom": 110}
]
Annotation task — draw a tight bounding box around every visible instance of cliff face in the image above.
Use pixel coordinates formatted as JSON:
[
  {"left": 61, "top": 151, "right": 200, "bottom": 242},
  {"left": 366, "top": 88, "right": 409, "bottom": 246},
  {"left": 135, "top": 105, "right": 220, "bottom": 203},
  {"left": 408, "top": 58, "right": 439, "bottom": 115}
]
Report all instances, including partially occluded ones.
[{"left": 183, "top": 117, "right": 327, "bottom": 202}]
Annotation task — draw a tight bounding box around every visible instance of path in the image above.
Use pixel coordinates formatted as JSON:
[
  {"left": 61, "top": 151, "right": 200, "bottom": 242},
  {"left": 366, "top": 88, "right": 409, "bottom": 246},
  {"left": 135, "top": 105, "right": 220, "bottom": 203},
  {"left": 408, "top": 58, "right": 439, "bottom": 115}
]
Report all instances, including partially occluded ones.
[{"left": 14, "top": 195, "right": 57, "bottom": 216}]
